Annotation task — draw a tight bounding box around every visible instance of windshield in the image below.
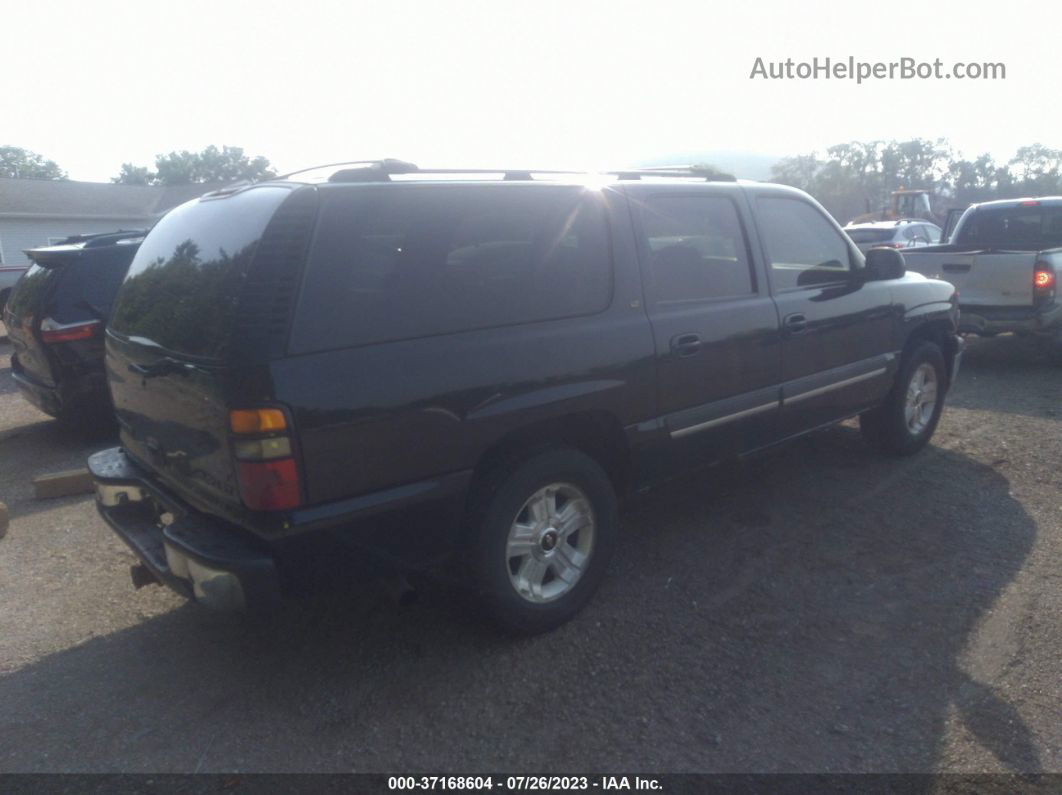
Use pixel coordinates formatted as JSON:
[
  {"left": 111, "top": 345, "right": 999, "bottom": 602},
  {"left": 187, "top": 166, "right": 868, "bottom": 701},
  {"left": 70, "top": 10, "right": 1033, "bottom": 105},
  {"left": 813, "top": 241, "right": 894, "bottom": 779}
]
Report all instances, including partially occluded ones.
[{"left": 108, "top": 186, "right": 292, "bottom": 360}]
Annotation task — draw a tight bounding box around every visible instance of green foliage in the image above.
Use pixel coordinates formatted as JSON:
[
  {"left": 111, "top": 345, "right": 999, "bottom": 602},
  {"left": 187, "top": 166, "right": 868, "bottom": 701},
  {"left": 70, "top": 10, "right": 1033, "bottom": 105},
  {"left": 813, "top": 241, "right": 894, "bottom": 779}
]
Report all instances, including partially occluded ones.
[
  {"left": 111, "top": 163, "right": 153, "bottom": 185},
  {"left": 111, "top": 146, "right": 276, "bottom": 186},
  {"left": 770, "top": 139, "right": 1062, "bottom": 223},
  {"left": 0, "top": 146, "right": 67, "bottom": 180}
]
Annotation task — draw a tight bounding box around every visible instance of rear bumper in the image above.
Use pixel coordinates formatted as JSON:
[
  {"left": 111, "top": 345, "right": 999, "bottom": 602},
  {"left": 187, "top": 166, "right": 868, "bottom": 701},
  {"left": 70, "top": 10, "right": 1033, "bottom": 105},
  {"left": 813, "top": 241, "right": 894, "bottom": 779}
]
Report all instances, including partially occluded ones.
[
  {"left": 10, "top": 363, "right": 63, "bottom": 417},
  {"left": 959, "top": 302, "right": 1062, "bottom": 336},
  {"left": 88, "top": 447, "right": 282, "bottom": 611},
  {"left": 10, "top": 353, "right": 109, "bottom": 418}
]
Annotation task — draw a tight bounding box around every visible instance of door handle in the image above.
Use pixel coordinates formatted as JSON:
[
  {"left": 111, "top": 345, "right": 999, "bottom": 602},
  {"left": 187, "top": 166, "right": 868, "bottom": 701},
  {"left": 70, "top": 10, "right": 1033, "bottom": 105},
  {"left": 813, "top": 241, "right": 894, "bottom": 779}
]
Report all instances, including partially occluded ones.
[
  {"left": 783, "top": 313, "right": 809, "bottom": 336},
  {"left": 942, "top": 263, "right": 971, "bottom": 273},
  {"left": 669, "top": 333, "right": 702, "bottom": 358}
]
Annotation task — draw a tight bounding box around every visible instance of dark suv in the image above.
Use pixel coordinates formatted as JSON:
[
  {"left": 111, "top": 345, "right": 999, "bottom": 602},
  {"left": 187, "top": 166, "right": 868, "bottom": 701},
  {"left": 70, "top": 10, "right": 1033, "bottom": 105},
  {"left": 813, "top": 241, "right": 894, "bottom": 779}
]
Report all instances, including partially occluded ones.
[
  {"left": 5, "top": 231, "right": 144, "bottom": 422},
  {"left": 89, "top": 161, "right": 963, "bottom": 633}
]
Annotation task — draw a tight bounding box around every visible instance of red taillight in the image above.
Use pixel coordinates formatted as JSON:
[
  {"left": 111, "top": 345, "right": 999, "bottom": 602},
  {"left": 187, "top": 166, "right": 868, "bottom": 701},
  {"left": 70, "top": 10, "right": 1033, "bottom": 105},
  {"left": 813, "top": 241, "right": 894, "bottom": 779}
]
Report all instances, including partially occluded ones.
[
  {"left": 40, "top": 318, "right": 101, "bottom": 344},
  {"left": 1034, "top": 262, "right": 1056, "bottom": 305},
  {"left": 875, "top": 242, "right": 904, "bottom": 249},
  {"left": 1019, "top": 200, "right": 1041, "bottom": 207},
  {"left": 237, "top": 458, "right": 301, "bottom": 511},
  {"left": 230, "top": 405, "right": 301, "bottom": 511}
]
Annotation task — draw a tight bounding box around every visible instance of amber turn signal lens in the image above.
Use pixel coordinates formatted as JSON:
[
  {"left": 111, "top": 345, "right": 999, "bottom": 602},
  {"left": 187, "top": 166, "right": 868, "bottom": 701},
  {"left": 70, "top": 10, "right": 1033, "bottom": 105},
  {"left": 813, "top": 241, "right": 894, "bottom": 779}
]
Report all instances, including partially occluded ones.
[{"left": 229, "top": 408, "right": 288, "bottom": 434}]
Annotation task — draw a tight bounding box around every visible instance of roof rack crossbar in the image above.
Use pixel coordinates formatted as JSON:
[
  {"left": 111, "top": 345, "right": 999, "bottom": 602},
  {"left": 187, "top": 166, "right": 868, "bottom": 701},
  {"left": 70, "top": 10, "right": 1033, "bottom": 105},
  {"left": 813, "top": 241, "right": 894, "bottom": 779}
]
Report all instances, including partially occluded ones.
[
  {"left": 276, "top": 160, "right": 405, "bottom": 180},
  {"left": 608, "top": 167, "right": 737, "bottom": 182}
]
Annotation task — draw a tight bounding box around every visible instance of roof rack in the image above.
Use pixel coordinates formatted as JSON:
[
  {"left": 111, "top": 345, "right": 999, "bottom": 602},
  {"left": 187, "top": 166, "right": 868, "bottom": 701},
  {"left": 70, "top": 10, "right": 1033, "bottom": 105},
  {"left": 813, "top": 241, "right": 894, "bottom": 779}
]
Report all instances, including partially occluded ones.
[
  {"left": 274, "top": 160, "right": 740, "bottom": 184},
  {"left": 608, "top": 166, "right": 737, "bottom": 182}
]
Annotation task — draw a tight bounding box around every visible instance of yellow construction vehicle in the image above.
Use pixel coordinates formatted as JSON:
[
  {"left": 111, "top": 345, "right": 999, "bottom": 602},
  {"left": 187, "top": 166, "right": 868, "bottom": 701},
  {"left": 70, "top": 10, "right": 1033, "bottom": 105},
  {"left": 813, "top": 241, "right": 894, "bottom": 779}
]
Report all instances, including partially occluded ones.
[{"left": 850, "top": 189, "right": 936, "bottom": 225}]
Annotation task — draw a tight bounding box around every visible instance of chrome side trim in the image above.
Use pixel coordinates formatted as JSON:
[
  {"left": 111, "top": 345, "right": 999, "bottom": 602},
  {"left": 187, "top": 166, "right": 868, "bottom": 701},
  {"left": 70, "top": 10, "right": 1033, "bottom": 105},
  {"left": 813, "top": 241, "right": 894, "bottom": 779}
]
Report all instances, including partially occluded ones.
[
  {"left": 784, "top": 367, "right": 887, "bottom": 405},
  {"left": 670, "top": 401, "right": 778, "bottom": 439}
]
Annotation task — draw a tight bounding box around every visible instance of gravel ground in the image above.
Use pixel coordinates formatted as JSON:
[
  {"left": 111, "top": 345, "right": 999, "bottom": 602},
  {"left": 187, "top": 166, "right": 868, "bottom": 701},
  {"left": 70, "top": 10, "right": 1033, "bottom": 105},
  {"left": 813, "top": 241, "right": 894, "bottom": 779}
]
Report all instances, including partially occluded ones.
[{"left": 0, "top": 333, "right": 1059, "bottom": 774}]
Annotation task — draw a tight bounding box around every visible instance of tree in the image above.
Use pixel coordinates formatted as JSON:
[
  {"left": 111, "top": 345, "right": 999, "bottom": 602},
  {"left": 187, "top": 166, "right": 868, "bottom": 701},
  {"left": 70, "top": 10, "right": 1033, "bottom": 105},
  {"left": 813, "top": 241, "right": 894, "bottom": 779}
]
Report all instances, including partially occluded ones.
[
  {"left": 689, "top": 163, "right": 736, "bottom": 181},
  {"left": 1008, "top": 144, "right": 1062, "bottom": 195},
  {"left": 112, "top": 163, "right": 153, "bottom": 185},
  {"left": 153, "top": 145, "right": 275, "bottom": 185},
  {"left": 0, "top": 146, "right": 67, "bottom": 180},
  {"left": 769, "top": 138, "right": 1048, "bottom": 223},
  {"left": 111, "top": 145, "right": 276, "bottom": 186}
]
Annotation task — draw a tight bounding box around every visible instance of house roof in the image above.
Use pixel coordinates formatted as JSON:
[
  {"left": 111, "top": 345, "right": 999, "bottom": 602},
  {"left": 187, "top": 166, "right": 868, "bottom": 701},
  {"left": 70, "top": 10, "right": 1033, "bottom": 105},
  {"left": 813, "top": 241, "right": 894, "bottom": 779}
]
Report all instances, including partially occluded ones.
[{"left": 0, "top": 177, "right": 229, "bottom": 219}]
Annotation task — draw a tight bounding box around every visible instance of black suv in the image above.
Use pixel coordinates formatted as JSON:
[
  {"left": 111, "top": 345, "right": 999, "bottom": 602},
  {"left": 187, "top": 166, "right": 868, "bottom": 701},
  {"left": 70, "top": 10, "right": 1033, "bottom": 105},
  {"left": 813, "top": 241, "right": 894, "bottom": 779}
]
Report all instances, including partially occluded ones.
[
  {"left": 89, "top": 161, "right": 963, "bottom": 633},
  {"left": 5, "top": 231, "right": 144, "bottom": 422}
]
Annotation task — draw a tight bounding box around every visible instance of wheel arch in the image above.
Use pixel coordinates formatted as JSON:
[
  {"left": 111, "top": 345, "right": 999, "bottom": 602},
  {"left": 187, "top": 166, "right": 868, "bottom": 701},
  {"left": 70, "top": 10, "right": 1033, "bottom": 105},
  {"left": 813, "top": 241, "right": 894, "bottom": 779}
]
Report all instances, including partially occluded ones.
[
  {"left": 901, "top": 315, "right": 960, "bottom": 387},
  {"left": 467, "top": 410, "right": 632, "bottom": 506}
]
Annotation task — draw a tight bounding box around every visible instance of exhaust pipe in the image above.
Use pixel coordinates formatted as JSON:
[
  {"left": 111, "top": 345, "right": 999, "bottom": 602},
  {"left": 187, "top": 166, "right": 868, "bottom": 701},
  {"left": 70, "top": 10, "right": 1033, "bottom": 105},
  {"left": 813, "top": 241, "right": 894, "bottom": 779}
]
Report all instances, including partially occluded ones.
[{"left": 378, "top": 573, "right": 418, "bottom": 607}]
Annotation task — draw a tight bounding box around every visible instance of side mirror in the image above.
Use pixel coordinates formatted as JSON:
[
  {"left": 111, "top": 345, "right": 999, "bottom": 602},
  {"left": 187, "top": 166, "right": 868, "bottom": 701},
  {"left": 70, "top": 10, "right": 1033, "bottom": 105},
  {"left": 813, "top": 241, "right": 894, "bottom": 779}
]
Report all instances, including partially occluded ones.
[{"left": 864, "top": 247, "right": 905, "bottom": 281}]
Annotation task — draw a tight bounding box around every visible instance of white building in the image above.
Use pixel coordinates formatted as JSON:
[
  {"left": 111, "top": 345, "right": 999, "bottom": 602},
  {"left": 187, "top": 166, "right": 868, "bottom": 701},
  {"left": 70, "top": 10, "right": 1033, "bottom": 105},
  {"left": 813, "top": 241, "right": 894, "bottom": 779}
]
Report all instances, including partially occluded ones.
[{"left": 0, "top": 177, "right": 224, "bottom": 267}]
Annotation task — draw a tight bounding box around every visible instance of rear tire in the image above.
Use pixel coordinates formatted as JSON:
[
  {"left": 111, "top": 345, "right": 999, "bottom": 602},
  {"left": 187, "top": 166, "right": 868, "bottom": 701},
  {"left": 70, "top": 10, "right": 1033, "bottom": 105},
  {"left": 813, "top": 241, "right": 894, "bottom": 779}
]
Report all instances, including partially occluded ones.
[
  {"left": 860, "top": 341, "right": 947, "bottom": 456},
  {"left": 468, "top": 447, "right": 618, "bottom": 635}
]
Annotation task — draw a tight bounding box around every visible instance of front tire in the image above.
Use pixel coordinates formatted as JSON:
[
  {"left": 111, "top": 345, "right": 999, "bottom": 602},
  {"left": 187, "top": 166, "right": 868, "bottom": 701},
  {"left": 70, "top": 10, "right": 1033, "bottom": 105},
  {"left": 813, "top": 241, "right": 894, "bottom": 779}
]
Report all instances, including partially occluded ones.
[
  {"left": 860, "top": 341, "right": 947, "bottom": 456},
  {"left": 468, "top": 447, "right": 618, "bottom": 635}
]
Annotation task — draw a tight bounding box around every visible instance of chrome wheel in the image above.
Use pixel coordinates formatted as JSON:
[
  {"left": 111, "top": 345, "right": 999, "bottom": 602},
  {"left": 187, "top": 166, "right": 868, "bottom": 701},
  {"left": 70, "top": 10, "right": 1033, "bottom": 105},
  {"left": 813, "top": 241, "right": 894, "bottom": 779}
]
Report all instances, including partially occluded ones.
[
  {"left": 506, "top": 482, "right": 595, "bottom": 604},
  {"left": 904, "top": 362, "right": 938, "bottom": 435}
]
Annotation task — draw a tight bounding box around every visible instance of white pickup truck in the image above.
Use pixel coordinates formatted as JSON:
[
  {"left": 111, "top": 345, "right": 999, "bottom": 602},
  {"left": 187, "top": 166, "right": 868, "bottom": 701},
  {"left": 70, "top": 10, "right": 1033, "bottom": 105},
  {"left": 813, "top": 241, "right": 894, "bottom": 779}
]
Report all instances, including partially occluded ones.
[{"left": 903, "top": 197, "right": 1061, "bottom": 343}]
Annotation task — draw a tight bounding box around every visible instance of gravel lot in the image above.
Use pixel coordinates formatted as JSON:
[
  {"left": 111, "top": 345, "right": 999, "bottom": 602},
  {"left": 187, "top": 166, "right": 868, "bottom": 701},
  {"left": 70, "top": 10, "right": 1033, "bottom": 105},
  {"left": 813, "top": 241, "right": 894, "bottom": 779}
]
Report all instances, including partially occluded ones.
[{"left": 0, "top": 332, "right": 1059, "bottom": 774}]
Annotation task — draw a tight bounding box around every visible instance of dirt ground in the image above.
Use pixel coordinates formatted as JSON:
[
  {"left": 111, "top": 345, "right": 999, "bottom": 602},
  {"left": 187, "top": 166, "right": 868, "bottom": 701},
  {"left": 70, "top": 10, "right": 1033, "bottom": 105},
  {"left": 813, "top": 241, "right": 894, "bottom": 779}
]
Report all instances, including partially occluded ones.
[{"left": 0, "top": 333, "right": 1059, "bottom": 773}]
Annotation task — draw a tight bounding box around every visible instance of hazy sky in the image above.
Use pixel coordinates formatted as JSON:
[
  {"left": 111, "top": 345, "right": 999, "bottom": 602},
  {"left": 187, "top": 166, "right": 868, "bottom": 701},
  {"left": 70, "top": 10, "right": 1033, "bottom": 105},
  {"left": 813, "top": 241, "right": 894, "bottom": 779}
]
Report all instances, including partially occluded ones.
[{"left": 4, "top": 0, "right": 1058, "bottom": 182}]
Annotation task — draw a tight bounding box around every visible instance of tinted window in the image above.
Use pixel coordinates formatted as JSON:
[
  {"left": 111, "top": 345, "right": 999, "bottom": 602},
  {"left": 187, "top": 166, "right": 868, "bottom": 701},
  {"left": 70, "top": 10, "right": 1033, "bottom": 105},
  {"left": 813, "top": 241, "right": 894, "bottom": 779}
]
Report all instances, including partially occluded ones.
[
  {"left": 109, "top": 186, "right": 292, "bottom": 359},
  {"left": 846, "top": 228, "right": 895, "bottom": 244},
  {"left": 290, "top": 185, "right": 611, "bottom": 352},
  {"left": 961, "top": 206, "right": 1062, "bottom": 250},
  {"left": 641, "top": 196, "right": 753, "bottom": 302},
  {"left": 5, "top": 264, "right": 51, "bottom": 327},
  {"left": 51, "top": 248, "right": 138, "bottom": 323},
  {"left": 756, "top": 197, "right": 853, "bottom": 290}
]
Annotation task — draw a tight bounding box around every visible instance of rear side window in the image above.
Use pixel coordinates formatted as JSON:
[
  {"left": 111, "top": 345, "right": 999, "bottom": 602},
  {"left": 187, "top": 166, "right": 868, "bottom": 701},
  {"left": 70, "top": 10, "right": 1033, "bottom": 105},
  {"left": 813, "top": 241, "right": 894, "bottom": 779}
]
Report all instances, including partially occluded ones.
[
  {"left": 290, "top": 185, "right": 611, "bottom": 353},
  {"left": 109, "top": 186, "right": 292, "bottom": 360},
  {"left": 640, "top": 196, "right": 754, "bottom": 303},
  {"left": 756, "top": 197, "right": 853, "bottom": 290}
]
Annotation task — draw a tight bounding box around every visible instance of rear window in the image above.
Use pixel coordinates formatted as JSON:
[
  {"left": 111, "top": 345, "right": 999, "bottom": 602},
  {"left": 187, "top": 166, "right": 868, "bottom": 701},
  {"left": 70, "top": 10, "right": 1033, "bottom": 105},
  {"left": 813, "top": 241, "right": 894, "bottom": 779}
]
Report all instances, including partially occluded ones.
[
  {"left": 109, "top": 186, "right": 292, "bottom": 359},
  {"left": 4, "top": 248, "right": 132, "bottom": 327},
  {"left": 959, "top": 206, "right": 1062, "bottom": 250},
  {"left": 51, "top": 248, "right": 137, "bottom": 323},
  {"left": 290, "top": 185, "right": 611, "bottom": 353},
  {"left": 845, "top": 228, "right": 895, "bottom": 244}
]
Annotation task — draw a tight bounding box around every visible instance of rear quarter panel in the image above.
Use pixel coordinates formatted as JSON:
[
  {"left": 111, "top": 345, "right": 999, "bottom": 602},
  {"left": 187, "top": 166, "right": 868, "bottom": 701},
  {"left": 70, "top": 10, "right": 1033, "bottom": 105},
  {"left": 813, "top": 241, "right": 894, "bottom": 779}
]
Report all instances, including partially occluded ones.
[{"left": 273, "top": 188, "right": 657, "bottom": 507}]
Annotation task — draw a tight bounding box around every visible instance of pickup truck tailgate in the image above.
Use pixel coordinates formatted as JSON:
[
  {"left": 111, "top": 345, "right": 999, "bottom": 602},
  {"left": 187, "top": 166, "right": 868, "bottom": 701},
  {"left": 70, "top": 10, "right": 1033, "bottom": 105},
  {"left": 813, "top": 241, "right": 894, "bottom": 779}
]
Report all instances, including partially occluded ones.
[{"left": 904, "top": 249, "right": 1034, "bottom": 307}]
